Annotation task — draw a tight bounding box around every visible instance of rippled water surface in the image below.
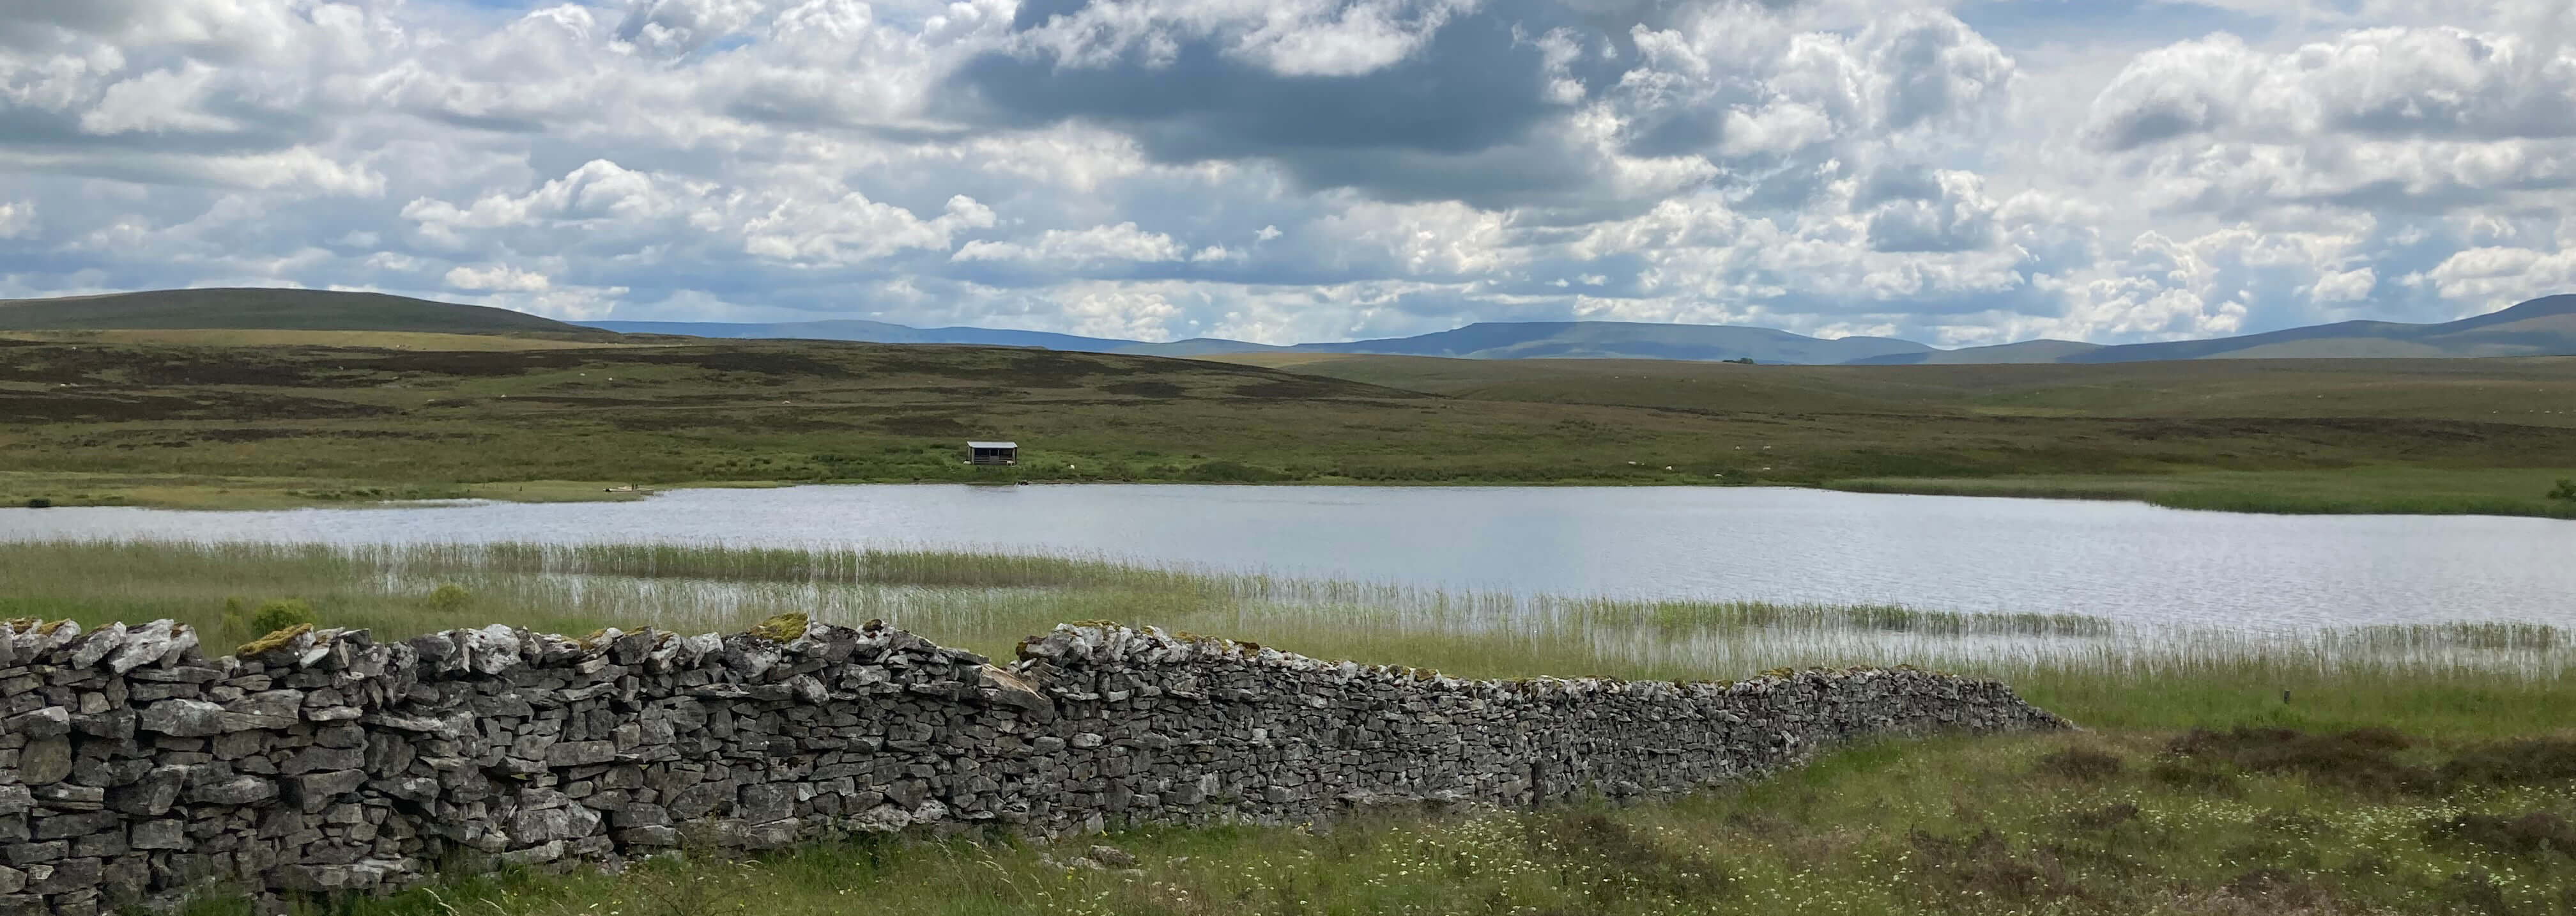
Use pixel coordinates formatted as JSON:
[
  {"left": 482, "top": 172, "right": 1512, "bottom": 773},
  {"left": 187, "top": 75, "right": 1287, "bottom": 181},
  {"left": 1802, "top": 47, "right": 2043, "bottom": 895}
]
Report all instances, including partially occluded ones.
[{"left": 3, "top": 485, "right": 2569, "bottom": 628}]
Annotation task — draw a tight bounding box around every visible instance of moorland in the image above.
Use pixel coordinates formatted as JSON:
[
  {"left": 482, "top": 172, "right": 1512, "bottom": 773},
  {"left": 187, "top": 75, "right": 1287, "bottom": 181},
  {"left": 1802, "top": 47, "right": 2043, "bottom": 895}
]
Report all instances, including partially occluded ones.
[
  {"left": 6, "top": 290, "right": 2575, "bottom": 915},
  {"left": 3, "top": 325, "right": 2573, "bottom": 515}
]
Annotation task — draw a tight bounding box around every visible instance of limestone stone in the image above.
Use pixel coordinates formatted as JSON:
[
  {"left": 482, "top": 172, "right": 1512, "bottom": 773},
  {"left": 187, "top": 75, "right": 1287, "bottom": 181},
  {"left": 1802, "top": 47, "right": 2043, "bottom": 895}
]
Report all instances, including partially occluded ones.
[
  {"left": 137, "top": 699, "right": 225, "bottom": 737},
  {"left": 0, "top": 617, "right": 2066, "bottom": 910},
  {"left": 18, "top": 740, "right": 69, "bottom": 786}
]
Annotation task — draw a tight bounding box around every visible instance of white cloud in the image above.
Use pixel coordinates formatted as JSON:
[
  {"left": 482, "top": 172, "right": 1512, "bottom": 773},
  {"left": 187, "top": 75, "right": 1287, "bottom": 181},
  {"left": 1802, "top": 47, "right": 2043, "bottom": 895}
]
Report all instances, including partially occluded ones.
[
  {"left": 0, "top": 199, "right": 32, "bottom": 238},
  {"left": 444, "top": 265, "right": 551, "bottom": 292},
  {"left": 744, "top": 193, "right": 998, "bottom": 266},
  {"left": 953, "top": 221, "right": 1188, "bottom": 265},
  {"left": 2309, "top": 266, "right": 2376, "bottom": 302},
  {"left": 0, "top": 0, "right": 2568, "bottom": 347},
  {"left": 2414, "top": 245, "right": 2576, "bottom": 311}
]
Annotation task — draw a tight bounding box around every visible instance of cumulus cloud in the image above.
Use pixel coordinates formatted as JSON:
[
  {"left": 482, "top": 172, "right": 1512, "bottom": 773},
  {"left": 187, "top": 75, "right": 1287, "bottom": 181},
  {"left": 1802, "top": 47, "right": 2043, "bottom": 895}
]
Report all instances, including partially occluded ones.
[
  {"left": 444, "top": 265, "right": 551, "bottom": 292},
  {"left": 0, "top": 199, "right": 31, "bottom": 238},
  {"left": 954, "top": 222, "right": 1188, "bottom": 265},
  {"left": 0, "top": 0, "right": 2568, "bottom": 344}
]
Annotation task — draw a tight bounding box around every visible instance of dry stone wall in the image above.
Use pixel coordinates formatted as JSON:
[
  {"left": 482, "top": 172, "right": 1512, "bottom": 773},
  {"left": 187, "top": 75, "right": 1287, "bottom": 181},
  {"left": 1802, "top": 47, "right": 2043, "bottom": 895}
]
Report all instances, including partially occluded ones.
[{"left": 0, "top": 617, "right": 2068, "bottom": 913}]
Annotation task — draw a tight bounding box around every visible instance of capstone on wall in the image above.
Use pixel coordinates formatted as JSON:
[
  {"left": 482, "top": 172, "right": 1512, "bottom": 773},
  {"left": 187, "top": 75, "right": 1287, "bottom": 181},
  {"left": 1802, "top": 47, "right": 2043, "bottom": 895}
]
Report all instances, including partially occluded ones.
[{"left": 0, "top": 617, "right": 2068, "bottom": 913}]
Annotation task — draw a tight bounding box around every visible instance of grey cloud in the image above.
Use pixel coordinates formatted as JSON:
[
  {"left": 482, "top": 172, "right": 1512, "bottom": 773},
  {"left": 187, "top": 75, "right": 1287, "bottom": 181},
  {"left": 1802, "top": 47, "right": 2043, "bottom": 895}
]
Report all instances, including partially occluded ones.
[
  {"left": 1874, "top": 13, "right": 2014, "bottom": 131},
  {"left": 1, "top": 0, "right": 2566, "bottom": 347},
  {"left": 1866, "top": 200, "right": 1990, "bottom": 253},
  {"left": 941, "top": 0, "right": 1645, "bottom": 206},
  {"left": 2087, "top": 27, "right": 2576, "bottom": 153}
]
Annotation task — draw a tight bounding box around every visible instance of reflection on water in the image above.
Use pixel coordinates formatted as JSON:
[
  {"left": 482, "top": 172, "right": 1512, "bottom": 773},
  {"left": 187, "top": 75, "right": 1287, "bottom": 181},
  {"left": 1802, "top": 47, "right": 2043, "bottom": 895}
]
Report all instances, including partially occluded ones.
[{"left": 4, "top": 483, "right": 2572, "bottom": 629}]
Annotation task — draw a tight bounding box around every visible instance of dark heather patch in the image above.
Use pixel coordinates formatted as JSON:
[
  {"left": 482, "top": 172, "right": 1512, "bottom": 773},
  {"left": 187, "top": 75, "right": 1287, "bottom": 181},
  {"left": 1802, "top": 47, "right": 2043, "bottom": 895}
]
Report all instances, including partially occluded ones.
[
  {"left": 2426, "top": 812, "right": 2576, "bottom": 858},
  {"left": 873, "top": 414, "right": 976, "bottom": 436},
  {"left": 1105, "top": 381, "right": 1185, "bottom": 398},
  {"left": 1230, "top": 379, "right": 1360, "bottom": 399}
]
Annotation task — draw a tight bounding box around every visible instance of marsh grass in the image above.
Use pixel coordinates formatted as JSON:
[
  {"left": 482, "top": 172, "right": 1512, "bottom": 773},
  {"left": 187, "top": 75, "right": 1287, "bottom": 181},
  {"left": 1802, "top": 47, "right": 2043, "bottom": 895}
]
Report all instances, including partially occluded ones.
[
  {"left": 5, "top": 539, "right": 2570, "bottom": 738},
  {"left": 184, "top": 731, "right": 2576, "bottom": 916}
]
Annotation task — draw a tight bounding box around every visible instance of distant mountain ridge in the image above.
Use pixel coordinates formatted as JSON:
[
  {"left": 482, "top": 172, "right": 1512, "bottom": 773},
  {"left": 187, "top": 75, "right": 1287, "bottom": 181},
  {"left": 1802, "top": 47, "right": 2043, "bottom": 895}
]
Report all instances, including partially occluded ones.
[
  {"left": 585, "top": 319, "right": 1279, "bottom": 357},
  {"left": 586, "top": 317, "right": 1939, "bottom": 363},
  {"left": 592, "top": 295, "right": 2576, "bottom": 364},
  {"left": 4, "top": 288, "right": 2570, "bottom": 365}
]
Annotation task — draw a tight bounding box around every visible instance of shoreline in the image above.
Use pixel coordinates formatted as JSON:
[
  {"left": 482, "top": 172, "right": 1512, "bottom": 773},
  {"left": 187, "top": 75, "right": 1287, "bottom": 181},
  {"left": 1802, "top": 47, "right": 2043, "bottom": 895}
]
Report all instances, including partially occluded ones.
[{"left": 5, "top": 469, "right": 2574, "bottom": 520}]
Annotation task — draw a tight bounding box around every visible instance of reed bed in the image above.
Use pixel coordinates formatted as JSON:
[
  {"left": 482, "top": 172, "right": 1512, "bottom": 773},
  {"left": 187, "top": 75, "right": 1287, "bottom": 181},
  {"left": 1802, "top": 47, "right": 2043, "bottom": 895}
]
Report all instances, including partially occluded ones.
[{"left": 4, "top": 538, "right": 2569, "bottom": 737}]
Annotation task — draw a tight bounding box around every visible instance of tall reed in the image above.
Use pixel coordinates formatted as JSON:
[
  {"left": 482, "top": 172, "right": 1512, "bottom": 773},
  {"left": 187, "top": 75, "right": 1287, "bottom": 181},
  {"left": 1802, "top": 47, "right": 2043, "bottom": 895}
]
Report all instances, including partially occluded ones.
[{"left": 4, "top": 538, "right": 2567, "bottom": 736}]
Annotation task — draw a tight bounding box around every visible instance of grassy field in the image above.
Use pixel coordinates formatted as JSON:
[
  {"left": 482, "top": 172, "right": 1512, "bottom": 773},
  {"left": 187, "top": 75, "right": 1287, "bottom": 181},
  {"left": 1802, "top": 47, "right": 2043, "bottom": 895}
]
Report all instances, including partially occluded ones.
[
  {"left": 8, "top": 540, "right": 2566, "bottom": 915},
  {"left": 1212, "top": 352, "right": 2576, "bottom": 427},
  {"left": 4, "top": 335, "right": 2575, "bottom": 515}
]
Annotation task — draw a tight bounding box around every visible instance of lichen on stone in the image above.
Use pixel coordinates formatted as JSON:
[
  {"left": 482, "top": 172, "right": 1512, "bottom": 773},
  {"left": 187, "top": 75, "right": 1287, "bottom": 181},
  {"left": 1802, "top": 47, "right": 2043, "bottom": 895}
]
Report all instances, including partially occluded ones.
[
  {"left": 744, "top": 612, "right": 809, "bottom": 642},
  {"left": 237, "top": 622, "right": 312, "bottom": 658}
]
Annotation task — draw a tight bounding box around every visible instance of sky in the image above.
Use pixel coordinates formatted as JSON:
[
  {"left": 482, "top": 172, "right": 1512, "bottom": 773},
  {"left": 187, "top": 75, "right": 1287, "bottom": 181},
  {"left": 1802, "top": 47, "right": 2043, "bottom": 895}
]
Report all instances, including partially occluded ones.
[{"left": 2, "top": 0, "right": 2573, "bottom": 346}]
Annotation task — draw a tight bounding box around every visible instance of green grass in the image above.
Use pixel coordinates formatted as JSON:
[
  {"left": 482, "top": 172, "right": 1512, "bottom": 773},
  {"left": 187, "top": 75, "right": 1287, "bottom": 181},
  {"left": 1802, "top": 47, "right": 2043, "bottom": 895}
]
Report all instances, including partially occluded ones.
[
  {"left": 4, "top": 337, "right": 2575, "bottom": 513},
  {"left": 1825, "top": 467, "right": 2576, "bottom": 519},
  {"left": 178, "top": 732, "right": 2576, "bottom": 916},
  {"left": 12, "top": 539, "right": 2569, "bottom": 915}
]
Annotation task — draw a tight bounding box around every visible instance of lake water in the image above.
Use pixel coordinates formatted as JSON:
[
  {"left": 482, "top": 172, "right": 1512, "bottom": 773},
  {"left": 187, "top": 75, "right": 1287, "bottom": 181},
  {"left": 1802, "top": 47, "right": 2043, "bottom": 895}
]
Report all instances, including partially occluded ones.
[{"left": 2, "top": 485, "right": 2570, "bottom": 630}]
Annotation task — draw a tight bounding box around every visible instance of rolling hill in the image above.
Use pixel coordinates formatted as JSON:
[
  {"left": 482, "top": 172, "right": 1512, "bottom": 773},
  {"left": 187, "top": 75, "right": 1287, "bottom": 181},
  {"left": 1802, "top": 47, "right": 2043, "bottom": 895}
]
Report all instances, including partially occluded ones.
[
  {"left": 2062, "top": 294, "right": 2576, "bottom": 362},
  {"left": 583, "top": 318, "right": 1277, "bottom": 357},
  {"left": 1278, "top": 320, "right": 1932, "bottom": 362},
  {"left": 0, "top": 288, "right": 605, "bottom": 337},
  {"left": 7, "top": 287, "right": 2571, "bottom": 365},
  {"left": 583, "top": 317, "right": 1929, "bottom": 363},
  {"left": 596, "top": 297, "right": 2576, "bottom": 364},
  {"left": 1848, "top": 339, "right": 2104, "bottom": 365}
]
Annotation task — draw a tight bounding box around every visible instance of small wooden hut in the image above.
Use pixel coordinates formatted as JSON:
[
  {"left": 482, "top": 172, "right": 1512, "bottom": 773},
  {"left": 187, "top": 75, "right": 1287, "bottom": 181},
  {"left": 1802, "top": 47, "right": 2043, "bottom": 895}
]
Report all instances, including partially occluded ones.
[{"left": 967, "top": 441, "right": 1018, "bottom": 465}]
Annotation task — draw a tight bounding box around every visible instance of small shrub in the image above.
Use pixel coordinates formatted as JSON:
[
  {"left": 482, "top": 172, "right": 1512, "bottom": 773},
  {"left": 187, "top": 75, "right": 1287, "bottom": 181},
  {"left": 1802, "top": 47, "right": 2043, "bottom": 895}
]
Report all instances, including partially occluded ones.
[
  {"left": 2221, "top": 868, "right": 2334, "bottom": 909},
  {"left": 2549, "top": 478, "right": 2576, "bottom": 501},
  {"left": 222, "top": 598, "right": 319, "bottom": 644},
  {"left": 1906, "top": 828, "right": 2083, "bottom": 904},
  {"left": 2436, "top": 737, "right": 2576, "bottom": 788},
  {"left": 2149, "top": 761, "right": 2242, "bottom": 795},
  {"left": 2426, "top": 812, "right": 2576, "bottom": 858},
  {"left": 2168, "top": 727, "right": 2423, "bottom": 793},
  {"left": 1525, "top": 812, "right": 1733, "bottom": 901},
  {"left": 426, "top": 584, "right": 473, "bottom": 612},
  {"left": 22, "top": 498, "right": 50, "bottom": 509}
]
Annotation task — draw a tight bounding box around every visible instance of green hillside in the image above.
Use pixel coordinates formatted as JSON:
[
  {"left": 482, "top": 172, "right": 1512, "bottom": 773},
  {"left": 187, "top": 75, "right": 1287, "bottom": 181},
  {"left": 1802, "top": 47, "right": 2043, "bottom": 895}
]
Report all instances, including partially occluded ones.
[
  {"left": 3, "top": 334, "right": 2573, "bottom": 515},
  {"left": 0, "top": 288, "right": 606, "bottom": 338},
  {"left": 1213, "top": 351, "right": 2576, "bottom": 427}
]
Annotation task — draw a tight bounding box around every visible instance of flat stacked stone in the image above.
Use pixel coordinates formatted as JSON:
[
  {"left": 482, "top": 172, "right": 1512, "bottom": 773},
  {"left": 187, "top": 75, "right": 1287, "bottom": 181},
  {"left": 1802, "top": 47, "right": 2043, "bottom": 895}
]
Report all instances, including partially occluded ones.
[{"left": 0, "top": 616, "right": 2067, "bottom": 914}]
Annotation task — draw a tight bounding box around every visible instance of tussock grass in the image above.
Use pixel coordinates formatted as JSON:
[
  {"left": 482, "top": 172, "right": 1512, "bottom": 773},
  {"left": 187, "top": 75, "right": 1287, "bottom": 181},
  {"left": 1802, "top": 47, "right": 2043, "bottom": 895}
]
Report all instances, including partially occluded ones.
[{"left": 182, "top": 731, "right": 2576, "bottom": 916}]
